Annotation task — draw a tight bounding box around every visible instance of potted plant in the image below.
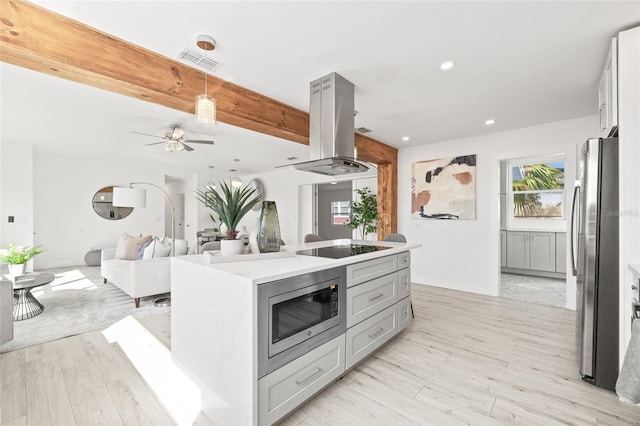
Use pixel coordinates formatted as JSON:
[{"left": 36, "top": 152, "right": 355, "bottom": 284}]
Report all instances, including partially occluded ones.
[
  {"left": 0, "top": 244, "right": 44, "bottom": 276},
  {"left": 345, "top": 187, "right": 378, "bottom": 240},
  {"left": 195, "top": 180, "right": 263, "bottom": 255}
]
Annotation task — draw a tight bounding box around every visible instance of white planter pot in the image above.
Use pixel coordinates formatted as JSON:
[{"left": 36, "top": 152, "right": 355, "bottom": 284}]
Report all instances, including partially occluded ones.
[
  {"left": 8, "top": 263, "right": 26, "bottom": 276},
  {"left": 220, "top": 239, "right": 245, "bottom": 256}
]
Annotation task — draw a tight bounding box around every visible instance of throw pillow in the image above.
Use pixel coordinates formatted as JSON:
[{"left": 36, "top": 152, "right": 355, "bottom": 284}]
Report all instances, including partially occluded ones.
[
  {"left": 142, "top": 237, "right": 172, "bottom": 259},
  {"left": 138, "top": 238, "right": 154, "bottom": 259},
  {"left": 114, "top": 232, "right": 133, "bottom": 259},
  {"left": 124, "top": 236, "right": 151, "bottom": 260},
  {"left": 171, "top": 239, "right": 189, "bottom": 256}
]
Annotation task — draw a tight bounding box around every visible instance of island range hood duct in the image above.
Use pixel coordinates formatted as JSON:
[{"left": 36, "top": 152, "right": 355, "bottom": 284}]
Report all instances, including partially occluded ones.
[{"left": 293, "top": 72, "right": 369, "bottom": 176}]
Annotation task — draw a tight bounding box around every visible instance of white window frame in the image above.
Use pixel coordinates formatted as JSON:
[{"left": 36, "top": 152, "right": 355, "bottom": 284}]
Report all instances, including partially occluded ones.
[
  {"left": 331, "top": 200, "right": 351, "bottom": 226},
  {"left": 507, "top": 153, "right": 566, "bottom": 231}
]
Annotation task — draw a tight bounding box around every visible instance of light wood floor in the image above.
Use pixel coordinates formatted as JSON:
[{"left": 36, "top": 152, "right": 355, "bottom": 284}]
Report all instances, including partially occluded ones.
[{"left": 2, "top": 284, "right": 639, "bottom": 425}]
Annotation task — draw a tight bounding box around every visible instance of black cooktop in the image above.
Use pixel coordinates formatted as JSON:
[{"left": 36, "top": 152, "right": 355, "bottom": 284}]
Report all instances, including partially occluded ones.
[{"left": 296, "top": 244, "right": 391, "bottom": 259}]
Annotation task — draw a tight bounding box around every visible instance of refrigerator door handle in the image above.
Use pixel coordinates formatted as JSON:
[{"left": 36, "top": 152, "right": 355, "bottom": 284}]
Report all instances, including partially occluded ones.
[{"left": 570, "top": 181, "right": 580, "bottom": 276}]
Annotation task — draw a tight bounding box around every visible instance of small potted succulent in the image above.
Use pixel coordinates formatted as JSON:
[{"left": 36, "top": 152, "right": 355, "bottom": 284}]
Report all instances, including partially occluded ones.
[
  {"left": 195, "top": 180, "right": 263, "bottom": 255},
  {"left": 0, "top": 244, "right": 44, "bottom": 276}
]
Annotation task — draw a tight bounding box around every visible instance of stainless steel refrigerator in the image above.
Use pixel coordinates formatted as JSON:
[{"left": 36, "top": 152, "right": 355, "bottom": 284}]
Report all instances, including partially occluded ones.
[{"left": 570, "top": 137, "right": 619, "bottom": 391}]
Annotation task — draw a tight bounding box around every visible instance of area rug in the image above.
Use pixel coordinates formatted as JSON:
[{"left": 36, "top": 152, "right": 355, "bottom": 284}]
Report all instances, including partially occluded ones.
[{"left": 1, "top": 265, "right": 171, "bottom": 353}]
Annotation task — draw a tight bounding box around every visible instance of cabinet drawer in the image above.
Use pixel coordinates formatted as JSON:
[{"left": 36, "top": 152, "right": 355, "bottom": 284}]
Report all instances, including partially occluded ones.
[
  {"left": 347, "top": 272, "right": 397, "bottom": 328},
  {"left": 397, "top": 251, "right": 411, "bottom": 269},
  {"left": 346, "top": 305, "right": 397, "bottom": 370},
  {"left": 258, "top": 335, "right": 345, "bottom": 425},
  {"left": 347, "top": 255, "right": 397, "bottom": 287},
  {"left": 397, "top": 268, "right": 411, "bottom": 301},
  {"left": 397, "top": 296, "right": 412, "bottom": 332}
]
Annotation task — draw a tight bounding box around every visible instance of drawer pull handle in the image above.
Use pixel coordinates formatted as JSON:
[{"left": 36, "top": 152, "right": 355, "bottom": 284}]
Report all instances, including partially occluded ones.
[
  {"left": 295, "top": 367, "right": 323, "bottom": 386},
  {"left": 368, "top": 327, "right": 385, "bottom": 338},
  {"left": 368, "top": 293, "right": 384, "bottom": 301}
]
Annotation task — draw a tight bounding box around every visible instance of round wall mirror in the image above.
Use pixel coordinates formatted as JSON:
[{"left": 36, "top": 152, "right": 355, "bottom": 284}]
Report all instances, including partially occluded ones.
[{"left": 92, "top": 186, "right": 134, "bottom": 220}]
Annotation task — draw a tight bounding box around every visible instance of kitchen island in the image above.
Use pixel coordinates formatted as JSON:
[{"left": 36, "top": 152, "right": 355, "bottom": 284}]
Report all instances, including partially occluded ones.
[{"left": 171, "top": 239, "right": 420, "bottom": 425}]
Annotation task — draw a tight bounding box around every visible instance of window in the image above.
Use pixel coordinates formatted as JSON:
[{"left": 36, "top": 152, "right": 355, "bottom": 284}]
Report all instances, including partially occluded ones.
[
  {"left": 331, "top": 201, "right": 351, "bottom": 225},
  {"left": 511, "top": 159, "right": 565, "bottom": 219}
]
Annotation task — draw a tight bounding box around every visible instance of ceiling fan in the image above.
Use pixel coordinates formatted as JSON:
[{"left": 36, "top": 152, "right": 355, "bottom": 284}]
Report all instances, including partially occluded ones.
[{"left": 132, "top": 124, "right": 214, "bottom": 152}]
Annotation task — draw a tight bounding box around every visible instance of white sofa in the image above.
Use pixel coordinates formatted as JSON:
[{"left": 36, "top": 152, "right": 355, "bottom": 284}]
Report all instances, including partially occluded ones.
[{"left": 101, "top": 248, "right": 173, "bottom": 308}]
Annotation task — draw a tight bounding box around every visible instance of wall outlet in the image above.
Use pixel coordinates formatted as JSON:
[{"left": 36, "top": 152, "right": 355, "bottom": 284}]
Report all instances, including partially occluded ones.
[{"left": 8, "top": 216, "right": 14, "bottom": 223}]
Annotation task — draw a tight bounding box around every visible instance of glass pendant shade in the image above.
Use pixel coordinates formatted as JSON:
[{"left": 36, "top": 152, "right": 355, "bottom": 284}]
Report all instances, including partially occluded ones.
[
  {"left": 231, "top": 176, "right": 242, "bottom": 188},
  {"left": 196, "top": 94, "right": 216, "bottom": 124}
]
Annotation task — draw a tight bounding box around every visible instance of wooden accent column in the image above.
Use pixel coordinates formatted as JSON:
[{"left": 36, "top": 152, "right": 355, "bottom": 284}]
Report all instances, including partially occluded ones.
[
  {"left": 0, "top": 0, "right": 398, "bottom": 238},
  {"left": 355, "top": 134, "right": 398, "bottom": 240}
]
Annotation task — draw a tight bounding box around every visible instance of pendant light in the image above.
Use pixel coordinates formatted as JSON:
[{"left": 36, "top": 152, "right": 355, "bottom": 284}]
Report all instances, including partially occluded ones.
[
  {"left": 195, "top": 35, "right": 217, "bottom": 125},
  {"left": 230, "top": 158, "right": 242, "bottom": 188},
  {"left": 206, "top": 165, "right": 216, "bottom": 193}
]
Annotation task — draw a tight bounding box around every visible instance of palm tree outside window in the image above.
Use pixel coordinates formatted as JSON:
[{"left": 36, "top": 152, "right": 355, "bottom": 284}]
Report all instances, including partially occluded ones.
[{"left": 511, "top": 159, "right": 565, "bottom": 218}]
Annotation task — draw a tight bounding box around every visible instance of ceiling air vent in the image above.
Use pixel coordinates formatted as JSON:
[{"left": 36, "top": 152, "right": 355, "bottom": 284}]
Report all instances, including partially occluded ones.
[
  {"left": 355, "top": 127, "right": 373, "bottom": 134},
  {"left": 178, "top": 47, "right": 223, "bottom": 72}
]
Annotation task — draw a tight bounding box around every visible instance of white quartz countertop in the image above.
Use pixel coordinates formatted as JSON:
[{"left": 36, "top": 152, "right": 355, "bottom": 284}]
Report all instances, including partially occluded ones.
[{"left": 173, "top": 239, "right": 421, "bottom": 284}]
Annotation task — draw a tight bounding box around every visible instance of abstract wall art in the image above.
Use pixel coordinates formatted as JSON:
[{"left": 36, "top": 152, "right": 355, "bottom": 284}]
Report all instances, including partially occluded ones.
[{"left": 411, "top": 154, "right": 477, "bottom": 220}]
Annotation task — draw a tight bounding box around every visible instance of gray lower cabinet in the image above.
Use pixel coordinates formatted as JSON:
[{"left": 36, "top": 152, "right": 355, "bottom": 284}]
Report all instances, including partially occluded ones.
[
  {"left": 397, "top": 296, "right": 412, "bottom": 332},
  {"left": 530, "top": 232, "right": 556, "bottom": 272},
  {"left": 346, "top": 272, "right": 398, "bottom": 328},
  {"left": 503, "top": 231, "right": 566, "bottom": 277},
  {"left": 259, "top": 251, "right": 412, "bottom": 425},
  {"left": 258, "top": 335, "right": 345, "bottom": 425},
  {"left": 556, "top": 233, "right": 567, "bottom": 274},
  {"left": 345, "top": 304, "right": 397, "bottom": 369},
  {"left": 506, "top": 231, "right": 530, "bottom": 269}
]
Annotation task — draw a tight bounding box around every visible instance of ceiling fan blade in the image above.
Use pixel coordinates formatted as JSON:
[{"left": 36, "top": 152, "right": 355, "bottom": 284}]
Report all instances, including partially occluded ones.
[
  {"left": 144, "top": 141, "right": 165, "bottom": 146},
  {"left": 132, "top": 131, "right": 163, "bottom": 138},
  {"left": 181, "top": 143, "right": 195, "bottom": 152},
  {"left": 183, "top": 140, "right": 214, "bottom": 145}
]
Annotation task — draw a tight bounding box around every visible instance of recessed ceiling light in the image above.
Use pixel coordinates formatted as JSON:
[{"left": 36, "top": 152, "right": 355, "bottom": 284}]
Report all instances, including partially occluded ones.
[
  {"left": 485, "top": 119, "right": 496, "bottom": 126},
  {"left": 402, "top": 136, "right": 410, "bottom": 142},
  {"left": 440, "top": 61, "right": 454, "bottom": 70}
]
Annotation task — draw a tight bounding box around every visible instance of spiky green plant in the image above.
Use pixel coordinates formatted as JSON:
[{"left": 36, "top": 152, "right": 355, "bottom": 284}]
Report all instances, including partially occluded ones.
[
  {"left": 0, "top": 244, "right": 44, "bottom": 264},
  {"left": 195, "top": 180, "right": 263, "bottom": 240}
]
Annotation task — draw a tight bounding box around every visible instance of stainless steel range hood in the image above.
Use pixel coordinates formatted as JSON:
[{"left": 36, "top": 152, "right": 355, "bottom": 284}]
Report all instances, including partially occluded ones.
[{"left": 293, "top": 72, "right": 369, "bottom": 176}]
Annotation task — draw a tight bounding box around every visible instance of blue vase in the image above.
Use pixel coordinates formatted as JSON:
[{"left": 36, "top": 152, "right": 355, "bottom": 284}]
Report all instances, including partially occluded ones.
[{"left": 257, "top": 201, "right": 281, "bottom": 253}]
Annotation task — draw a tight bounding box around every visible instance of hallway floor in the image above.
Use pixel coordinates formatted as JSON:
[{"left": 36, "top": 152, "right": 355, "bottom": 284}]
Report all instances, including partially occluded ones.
[{"left": 500, "top": 272, "right": 566, "bottom": 308}]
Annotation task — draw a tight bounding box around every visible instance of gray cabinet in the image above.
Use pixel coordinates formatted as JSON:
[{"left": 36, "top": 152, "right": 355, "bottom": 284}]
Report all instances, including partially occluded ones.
[
  {"left": 503, "top": 231, "right": 565, "bottom": 277},
  {"left": 530, "top": 232, "right": 556, "bottom": 272},
  {"left": 506, "top": 231, "right": 530, "bottom": 269},
  {"left": 555, "top": 233, "right": 567, "bottom": 274},
  {"left": 258, "top": 335, "right": 345, "bottom": 425}
]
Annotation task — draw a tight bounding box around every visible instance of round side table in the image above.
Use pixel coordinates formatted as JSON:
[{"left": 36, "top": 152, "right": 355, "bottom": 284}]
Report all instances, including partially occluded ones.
[{"left": 10, "top": 272, "right": 55, "bottom": 321}]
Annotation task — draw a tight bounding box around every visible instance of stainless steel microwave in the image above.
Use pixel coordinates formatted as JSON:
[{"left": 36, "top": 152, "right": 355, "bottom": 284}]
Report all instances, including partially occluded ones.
[{"left": 257, "top": 266, "right": 346, "bottom": 378}]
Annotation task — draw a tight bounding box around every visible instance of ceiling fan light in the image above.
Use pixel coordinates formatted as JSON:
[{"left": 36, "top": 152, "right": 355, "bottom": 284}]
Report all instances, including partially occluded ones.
[
  {"left": 164, "top": 142, "right": 173, "bottom": 151},
  {"left": 172, "top": 127, "right": 184, "bottom": 139},
  {"left": 196, "top": 94, "right": 216, "bottom": 124},
  {"left": 176, "top": 142, "right": 185, "bottom": 152}
]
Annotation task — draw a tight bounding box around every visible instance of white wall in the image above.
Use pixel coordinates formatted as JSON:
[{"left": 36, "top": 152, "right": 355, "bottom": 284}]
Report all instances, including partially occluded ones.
[
  {"left": 398, "top": 115, "right": 598, "bottom": 299},
  {"left": 30, "top": 148, "right": 197, "bottom": 268},
  {"left": 0, "top": 142, "right": 34, "bottom": 251}
]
